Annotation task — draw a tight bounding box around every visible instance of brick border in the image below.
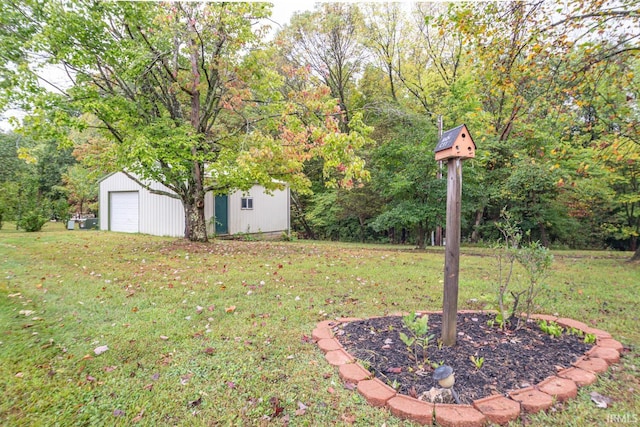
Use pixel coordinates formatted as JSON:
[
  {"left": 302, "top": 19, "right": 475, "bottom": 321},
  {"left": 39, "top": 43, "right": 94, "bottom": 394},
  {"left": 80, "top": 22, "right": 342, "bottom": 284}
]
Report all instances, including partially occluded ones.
[{"left": 313, "top": 312, "right": 622, "bottom": 426}]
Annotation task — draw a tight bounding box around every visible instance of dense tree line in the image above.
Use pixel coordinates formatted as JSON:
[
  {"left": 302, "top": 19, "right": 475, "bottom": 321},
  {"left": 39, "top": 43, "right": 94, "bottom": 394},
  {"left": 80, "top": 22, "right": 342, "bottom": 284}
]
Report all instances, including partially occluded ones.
[
  {"left": 1, "top": 1, "right": 638, "bottom": 258},
  {"left": 278, "top": 1, "right": 639, "bottom": 258}
]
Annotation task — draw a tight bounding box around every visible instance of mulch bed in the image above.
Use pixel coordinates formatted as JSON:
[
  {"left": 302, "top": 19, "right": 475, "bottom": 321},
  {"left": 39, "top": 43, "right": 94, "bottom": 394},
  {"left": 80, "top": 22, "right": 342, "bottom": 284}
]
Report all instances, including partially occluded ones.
[{"left": 335, "top": 313, "right": 594, "bottom": 405}]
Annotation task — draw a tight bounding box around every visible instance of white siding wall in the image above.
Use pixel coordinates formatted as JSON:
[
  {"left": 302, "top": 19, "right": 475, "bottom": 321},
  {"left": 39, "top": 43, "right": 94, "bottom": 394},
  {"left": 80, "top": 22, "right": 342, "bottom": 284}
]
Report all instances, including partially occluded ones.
[
  {"left": 227, "top": 185, "right": 290, "bottom": 235},
  {"left": 99, "top": 173, "right": 289, "bottom": 237},
  {"left": 99, "top": 172, "right": 186, "bottom": 237}
]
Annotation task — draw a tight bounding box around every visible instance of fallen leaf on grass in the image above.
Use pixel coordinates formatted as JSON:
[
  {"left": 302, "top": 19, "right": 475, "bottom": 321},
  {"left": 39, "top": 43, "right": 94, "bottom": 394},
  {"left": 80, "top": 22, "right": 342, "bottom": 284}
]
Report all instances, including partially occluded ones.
[
  {"left": 132, "top": 409, "right": 145, "bottom": 423},
  {"left": 188, "top": 396, "right": 202, "bottom": 407},
  {"left": 295, "top": 401, "right": 308, "bottom": 416},
  {"left": 180, "top": 374, "right": 193, "bottom": 385},
  {"left": 590, "top": 391, "right": 613, "bottom": 408},
  {"left": 341, "top": 413, "right": 356, "bottom": 424},
  {"left": 225, "top": 305, "right": 236, "bottom": 313},
  {"left": 327, "top": 387, "right": 335, "bottom": 394},
  {"left": 94, "top": 345, "right": 108, "bottom": 355},
  {"left": 113, "top": 409, "right": 125, "bottom": 417},
  {"left": 143, "top": 383, "right": 153, "bottom": 391},
  {"left": 159, "top": 335, "right": 169, "bottom": 340},
  {"left": 269, "top": 396, "right": 284, "bottom": 417},
  {"left": 204, "top": 347, "right": 215, "bottom": 355},
  {"left": 344, "top": 382, "right": 356, "bottom": 390}
]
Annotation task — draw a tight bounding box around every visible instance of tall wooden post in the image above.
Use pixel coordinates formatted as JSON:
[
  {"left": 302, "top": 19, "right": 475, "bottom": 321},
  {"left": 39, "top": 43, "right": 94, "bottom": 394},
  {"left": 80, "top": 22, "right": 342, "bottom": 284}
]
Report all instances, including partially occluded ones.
[
  {"left": 441, "top": 158, "right": 462, "bottom": 346},
  {"left": 434, "top": 124, "right": 476, "bottom": 347},
  {"left": 435, "top": 115, "right": 443, "bottom": 246}
]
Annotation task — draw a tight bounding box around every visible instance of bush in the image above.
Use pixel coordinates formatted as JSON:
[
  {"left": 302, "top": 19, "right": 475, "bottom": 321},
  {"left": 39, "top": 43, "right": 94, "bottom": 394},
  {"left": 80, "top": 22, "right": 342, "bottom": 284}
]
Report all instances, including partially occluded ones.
[
  {"left": 17, "top": 211, "right": 47, "bottom": 232},
  {"left": 492, "top": 210, "right": 553, "bottom": 329}
]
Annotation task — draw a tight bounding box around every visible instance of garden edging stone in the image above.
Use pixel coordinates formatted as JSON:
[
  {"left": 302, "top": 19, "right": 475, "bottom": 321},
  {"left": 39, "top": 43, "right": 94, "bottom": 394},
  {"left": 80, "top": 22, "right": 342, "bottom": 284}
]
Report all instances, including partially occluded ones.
[{"left": 313, "top": 313, "right": 620, "bottom": 426}]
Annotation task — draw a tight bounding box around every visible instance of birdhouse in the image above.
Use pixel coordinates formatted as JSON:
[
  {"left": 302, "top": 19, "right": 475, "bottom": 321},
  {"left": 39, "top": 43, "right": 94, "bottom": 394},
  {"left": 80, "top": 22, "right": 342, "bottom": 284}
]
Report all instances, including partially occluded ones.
[{"left": 434, "top": 124, "right": 476, "bottom": 161}]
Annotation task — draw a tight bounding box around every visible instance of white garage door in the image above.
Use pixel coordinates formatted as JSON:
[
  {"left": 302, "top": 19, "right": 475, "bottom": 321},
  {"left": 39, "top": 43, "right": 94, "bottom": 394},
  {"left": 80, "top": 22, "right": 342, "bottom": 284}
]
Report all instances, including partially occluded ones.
[{"left": 110, "top": 192, "right": 139, "bottom": 233}]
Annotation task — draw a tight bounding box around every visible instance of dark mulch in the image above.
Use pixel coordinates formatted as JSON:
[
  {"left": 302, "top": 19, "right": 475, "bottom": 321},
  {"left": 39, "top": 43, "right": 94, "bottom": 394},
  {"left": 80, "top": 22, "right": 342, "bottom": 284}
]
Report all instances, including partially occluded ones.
[{"left": 335, "top": 313, "right": 594, "bottom": 404}]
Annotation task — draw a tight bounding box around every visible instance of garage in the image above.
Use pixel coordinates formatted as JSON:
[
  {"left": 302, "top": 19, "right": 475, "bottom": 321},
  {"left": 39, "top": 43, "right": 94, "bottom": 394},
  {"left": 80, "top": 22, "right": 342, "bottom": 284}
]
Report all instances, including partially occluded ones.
[
  {"left": 109, "top": 191, "right": 139, "bottom": 233},
  {"left": 99, "top": 172, "right": 290, "bottom": 238}
]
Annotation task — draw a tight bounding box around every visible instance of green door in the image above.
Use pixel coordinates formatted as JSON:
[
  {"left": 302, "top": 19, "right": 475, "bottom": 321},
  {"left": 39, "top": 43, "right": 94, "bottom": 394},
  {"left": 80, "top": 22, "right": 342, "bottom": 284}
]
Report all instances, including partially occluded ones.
[{"left": 214, "top": 195, "right": 228, "bottom": 235}]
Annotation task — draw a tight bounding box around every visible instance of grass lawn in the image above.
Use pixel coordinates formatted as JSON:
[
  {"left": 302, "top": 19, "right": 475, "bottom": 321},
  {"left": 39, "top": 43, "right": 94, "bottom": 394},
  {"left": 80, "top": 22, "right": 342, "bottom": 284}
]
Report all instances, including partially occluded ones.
[{"left": 1, "top": 222, "right": 638, "bottom": 426}]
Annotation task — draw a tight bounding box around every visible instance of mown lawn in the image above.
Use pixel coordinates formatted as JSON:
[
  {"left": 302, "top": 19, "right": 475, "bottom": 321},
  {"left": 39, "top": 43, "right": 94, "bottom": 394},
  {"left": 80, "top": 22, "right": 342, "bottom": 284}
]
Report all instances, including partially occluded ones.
[{"left": 1, "top": 222, "right": 638, "bottom": 426}]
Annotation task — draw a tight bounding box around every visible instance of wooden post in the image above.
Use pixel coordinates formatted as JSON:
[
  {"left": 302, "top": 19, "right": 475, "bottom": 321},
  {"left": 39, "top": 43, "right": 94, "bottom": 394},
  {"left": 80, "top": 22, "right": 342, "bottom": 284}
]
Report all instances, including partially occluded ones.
[
  {"left": 435, "top": 115, "right": 443, "bottom": 246},
  {"left": 441, "top": 157, "right": 462, "bottom": 346}
]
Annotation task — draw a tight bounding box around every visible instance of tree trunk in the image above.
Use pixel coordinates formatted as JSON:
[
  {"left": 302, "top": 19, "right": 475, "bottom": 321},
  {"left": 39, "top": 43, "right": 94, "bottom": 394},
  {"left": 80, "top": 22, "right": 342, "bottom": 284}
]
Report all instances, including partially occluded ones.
[
  {"left": 538, "top": 221, "right": 549, "bottom": 247},
  {"left": 416, "top": 223, "right": 425, "bottom": 249},
  {"left": 183, "top": 14, "right": 207, "bottom": 244},
  {"left": 631, "top": 241, "right": 640, "bottom": 262},
  {"left": 470, "top": 208, "right": 484, "bottom": 243},
  {"left": 184, "top": 192, "right": 208, "bottom": 242},
  {"left": 359, "top": 216, "right": 365, "bottom": 243}
]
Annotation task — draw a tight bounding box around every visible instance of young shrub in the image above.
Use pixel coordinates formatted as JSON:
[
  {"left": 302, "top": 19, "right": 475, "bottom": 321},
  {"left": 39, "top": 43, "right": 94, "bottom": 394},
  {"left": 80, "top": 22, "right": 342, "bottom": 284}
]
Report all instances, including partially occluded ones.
[
  {"left": 514, "top": 240, "right": 553, "bottom": 324},
  {"left": 400, "top": 313, "right": 435, "bottom": 369},
  {"left": 492, "top": 210, "right": 553, "bottom": 329},
  {"left": 17, "top": 210, "right": 47, "bottom": 232},
  {"left": 492, "top": 209, "right": 521, "bottom": 328}
]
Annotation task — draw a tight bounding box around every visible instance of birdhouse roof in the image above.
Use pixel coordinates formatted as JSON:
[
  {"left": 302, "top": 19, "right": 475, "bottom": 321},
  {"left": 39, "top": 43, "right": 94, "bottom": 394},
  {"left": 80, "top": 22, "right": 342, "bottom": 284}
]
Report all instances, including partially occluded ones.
[{"left": 434, "top": 124, "right": 476, "bottom": 153}]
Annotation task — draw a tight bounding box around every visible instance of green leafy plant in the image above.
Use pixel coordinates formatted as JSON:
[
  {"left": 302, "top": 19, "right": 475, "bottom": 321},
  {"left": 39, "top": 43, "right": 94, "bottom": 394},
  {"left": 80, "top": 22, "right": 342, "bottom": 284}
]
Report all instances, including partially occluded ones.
[
  {"left": 568, "top": 327, "right": 584, "bottom": 337},
  {"left": 17, "top": 210, "right": 47, "bottom": 232},
  {"left": 537, "top": 320, "right": 563, "bottom": 338},
  {"left": 514, "top": 240, "right": 553, "bottom": 325},
  {"left": 470, "top": 355, "right": 485, "bottom": 370},
  {"left": 584, "top": 333, "right": 597, "bottom": 344},
  {"left": 399, "top": 313, "right": 435, "bottom": 368},
  {"left": 492, "top": 210, "right": 554, "bottom": 329},
  {"left": 431, "top": 360, "right": 445, "bottom": 369},
  {"left": 487, "top": 311, "right": 506, "bottom": 329},
  {"left": 492, "top": 209, "right": 522, "bottom": 329}
]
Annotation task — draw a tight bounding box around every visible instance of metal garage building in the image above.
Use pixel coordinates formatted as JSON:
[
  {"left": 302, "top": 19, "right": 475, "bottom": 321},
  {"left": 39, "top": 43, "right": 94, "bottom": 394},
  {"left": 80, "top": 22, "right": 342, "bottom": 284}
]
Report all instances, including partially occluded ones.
[{"left": 98, "top": 172, "right": 290, "bottom": 238}]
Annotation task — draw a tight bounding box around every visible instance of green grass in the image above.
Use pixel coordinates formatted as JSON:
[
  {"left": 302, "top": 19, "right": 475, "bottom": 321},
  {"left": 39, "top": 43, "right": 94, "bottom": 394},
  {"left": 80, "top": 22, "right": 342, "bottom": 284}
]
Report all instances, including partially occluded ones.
[{"left": 1, "top": 222, "right": 638, "bottom": 426}]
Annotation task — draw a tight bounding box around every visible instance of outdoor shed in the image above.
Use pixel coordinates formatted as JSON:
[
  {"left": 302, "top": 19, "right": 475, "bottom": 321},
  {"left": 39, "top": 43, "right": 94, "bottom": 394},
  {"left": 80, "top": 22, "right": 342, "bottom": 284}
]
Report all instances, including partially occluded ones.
[{"left": 98, "top": 172, "right": 290, "bottom": 238}]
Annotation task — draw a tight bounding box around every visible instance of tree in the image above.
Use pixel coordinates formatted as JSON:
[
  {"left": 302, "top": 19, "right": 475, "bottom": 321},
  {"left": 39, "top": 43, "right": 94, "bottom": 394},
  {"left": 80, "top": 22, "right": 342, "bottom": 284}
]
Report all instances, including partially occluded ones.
[
  {"left": 361, "top": 3, "right": 403, "bottom": 103},
  {"left": 278, "top": 3, "right": 365, "bottom": 131},
  {"left": 0, "top": 132, "right": 27, "bottom": 223},
  {"left": 3, "top": 1, "right": 369, "bottom": 242},
  {"left": 60, "top": 164, "right": 98, "bottom": 217},
  {"left": 369, "top": 112, "right": 445, "bottom": 248}
]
